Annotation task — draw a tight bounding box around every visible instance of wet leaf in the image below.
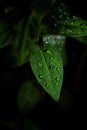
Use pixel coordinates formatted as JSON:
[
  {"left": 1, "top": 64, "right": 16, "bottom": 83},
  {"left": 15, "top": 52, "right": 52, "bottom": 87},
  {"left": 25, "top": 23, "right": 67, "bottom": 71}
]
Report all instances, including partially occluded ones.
[{"left": 30, "top": 44, "right": 63, "bottom": 101}]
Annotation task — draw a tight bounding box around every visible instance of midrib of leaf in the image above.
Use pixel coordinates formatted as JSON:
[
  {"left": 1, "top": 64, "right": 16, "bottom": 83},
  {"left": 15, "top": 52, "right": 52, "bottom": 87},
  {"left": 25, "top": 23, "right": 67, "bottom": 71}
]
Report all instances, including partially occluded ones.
[
  {"left": 30, "top": 44, "right": 63, "bottom": 101},
  {"left": 40, "top": 47, "right": 53, "bottom": 91},
  {"left": 42, "top": 45, "right": 63, "bottom": 97},
  {"left": 34, "top": 45, "right": 53, "bottom": 92}
]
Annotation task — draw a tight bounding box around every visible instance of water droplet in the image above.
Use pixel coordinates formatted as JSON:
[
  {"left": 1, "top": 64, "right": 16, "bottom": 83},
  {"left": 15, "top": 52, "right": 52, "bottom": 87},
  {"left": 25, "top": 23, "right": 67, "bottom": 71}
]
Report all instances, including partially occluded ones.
[
  {"left": 67, "top": 29, "right": 72, "bottom": 33},
  {"left": 46, "top": 83, "right": 49, "bottom": 87},
  {"left": 56, "top": 67, "right": 60, "bottom": 71},
  {"left": 49, "top": 56, "right": 54, "bottom": 60},
  {"left": 39, "top": 75, "right": 43, "bottom": 79},
  {"left": 46, "top": 50, "right": 53, "bottom": 55},
  {"left": 49, "top": 66, "right": 54, "bottom": 69},
  {"left": 45, "top": 41, "right": 49, "bottom": 44},
  {"left": 55, "top": 77, "right": 59, "bottom": 81}
]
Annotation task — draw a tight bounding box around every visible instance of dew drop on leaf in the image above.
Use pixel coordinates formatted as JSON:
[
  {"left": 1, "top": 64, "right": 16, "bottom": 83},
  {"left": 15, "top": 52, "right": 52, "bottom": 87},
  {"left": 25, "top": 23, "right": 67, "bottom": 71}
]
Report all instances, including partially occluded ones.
[
  {"left": 44, "top": 41, "right": 49, "bottom": 44},
  {"left": 49, "top": 56, "right": 54, "bottom": 60},
  {"left": 46, "top": 50, "right": 53, "bottom": 55},
  {"left": 46, "top": 83, "right": 49, "bottom": 87},
  {"left": 49, "top": 66, "right": 54, "bottom": 69},
  {"left": 39, "top": 75, "right": 44, "bottom": 79},
  {"left": 55, "top": 77, "right": 59, "bottom": 81},
  {"left": 56, "top": 67, "right": 60, "bottom": 71}
]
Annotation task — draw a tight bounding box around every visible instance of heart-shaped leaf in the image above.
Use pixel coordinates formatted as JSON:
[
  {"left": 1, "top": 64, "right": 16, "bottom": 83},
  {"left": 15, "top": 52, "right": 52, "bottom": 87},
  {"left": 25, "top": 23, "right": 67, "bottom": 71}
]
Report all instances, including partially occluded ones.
[{"left": 30, "top": 44, "right": 63, "bottom": 101}]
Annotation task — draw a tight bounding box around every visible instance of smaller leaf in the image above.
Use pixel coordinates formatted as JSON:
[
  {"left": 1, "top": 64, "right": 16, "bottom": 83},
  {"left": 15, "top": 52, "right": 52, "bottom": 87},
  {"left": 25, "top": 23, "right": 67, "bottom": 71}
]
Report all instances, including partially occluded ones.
[
  {"left": 42, "top": 1, "right": 87, "bottom": 37},
  {"left": 18, "top": 80, "right": 41, "bottom": 113},
  {"left": 74, "top": 36, "right": 87, "bottom": 44},
  {"left": 9, "top": 11, "right": 42, "bottom": 67},
  {"left": 0, "top": 21, "right": 13, "bottom": 48},
  {"left": 30, "top": 44, "right": 63, "bottom": 101}
]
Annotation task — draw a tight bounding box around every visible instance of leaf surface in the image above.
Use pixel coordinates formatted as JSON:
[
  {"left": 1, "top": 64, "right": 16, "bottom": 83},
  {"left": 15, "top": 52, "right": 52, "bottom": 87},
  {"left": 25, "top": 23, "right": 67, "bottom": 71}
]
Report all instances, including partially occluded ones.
[{"left": 30, "top": 44, "right": 63, "bottom": 101}]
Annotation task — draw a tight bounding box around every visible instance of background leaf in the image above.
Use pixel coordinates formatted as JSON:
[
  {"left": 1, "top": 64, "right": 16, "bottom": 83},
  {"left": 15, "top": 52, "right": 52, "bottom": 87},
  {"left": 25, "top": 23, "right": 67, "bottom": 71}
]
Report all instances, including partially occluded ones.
[
  {"left": 30, "top": 44, "right": 63, "bottom": 101},
  {"left": 18, "top": 80, "right": 41, "bottom": 113},
  {"left": 0, "top": 11, "right": 43, "bottom": 67},
  {"left": 42, "top": 0, "right": 87, "bottom": 37},
  {"left": 0, "top": 21, "right": 13, "bottom": 48},
  {"left": 74, "top": 36, "right": 87, "bottom": 44}
]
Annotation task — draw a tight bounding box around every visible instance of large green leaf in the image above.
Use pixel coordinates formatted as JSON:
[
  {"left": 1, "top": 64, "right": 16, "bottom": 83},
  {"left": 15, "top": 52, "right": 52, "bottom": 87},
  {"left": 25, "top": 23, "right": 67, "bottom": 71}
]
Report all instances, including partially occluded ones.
[
  {"left": 42, "top": 1, "right": 87, "bottom": 37},
  {"left": 30, "top": 44, "right": 63, "bottom": 101}
]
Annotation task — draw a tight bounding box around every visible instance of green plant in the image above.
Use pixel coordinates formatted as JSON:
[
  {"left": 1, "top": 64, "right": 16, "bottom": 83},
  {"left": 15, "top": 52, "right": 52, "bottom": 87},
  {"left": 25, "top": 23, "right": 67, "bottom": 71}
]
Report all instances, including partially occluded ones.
[{"left": 0, "top": 0, "right": 87, "bottom": 128}]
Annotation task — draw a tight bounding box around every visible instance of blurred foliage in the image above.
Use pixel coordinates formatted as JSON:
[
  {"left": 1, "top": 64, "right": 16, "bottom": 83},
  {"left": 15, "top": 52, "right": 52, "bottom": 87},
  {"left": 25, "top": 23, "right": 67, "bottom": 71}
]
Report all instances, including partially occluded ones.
[
  {"left": 18, "top": 80, "right": 41, "bottom": 113},
  {"left": 0, "top": 0, "right": 87, "bottom": 129},
  {"left": 23, "top": 120, "right": 41, "bottom": 130}
]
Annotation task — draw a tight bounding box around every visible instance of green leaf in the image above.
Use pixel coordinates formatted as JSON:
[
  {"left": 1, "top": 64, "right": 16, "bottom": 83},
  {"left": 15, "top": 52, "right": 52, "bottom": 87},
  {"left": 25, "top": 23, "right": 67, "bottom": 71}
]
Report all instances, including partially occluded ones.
[
  {"left": 0, "top": 11, "right": 43, "bottom": 67},
  {"left": 30, "top": 44, "right": 63, "bottom": 101},
  {"left": 11, "top": 11, "right": 44, "bottom": 67},
  {"left": 0, "top": 21, "right": 13, "bottom": 48},
  {"left": 18, "top": 80, "right": 41, "bottom": 113},
  {"left": 74, "top": 36, "right": 87, "bottom": 44},
  {"left": 57, "top": 16, "right": 87, "bottom": 37},
  {"left": 42, "top": 1, "right": 87, "bottom": 37}
]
